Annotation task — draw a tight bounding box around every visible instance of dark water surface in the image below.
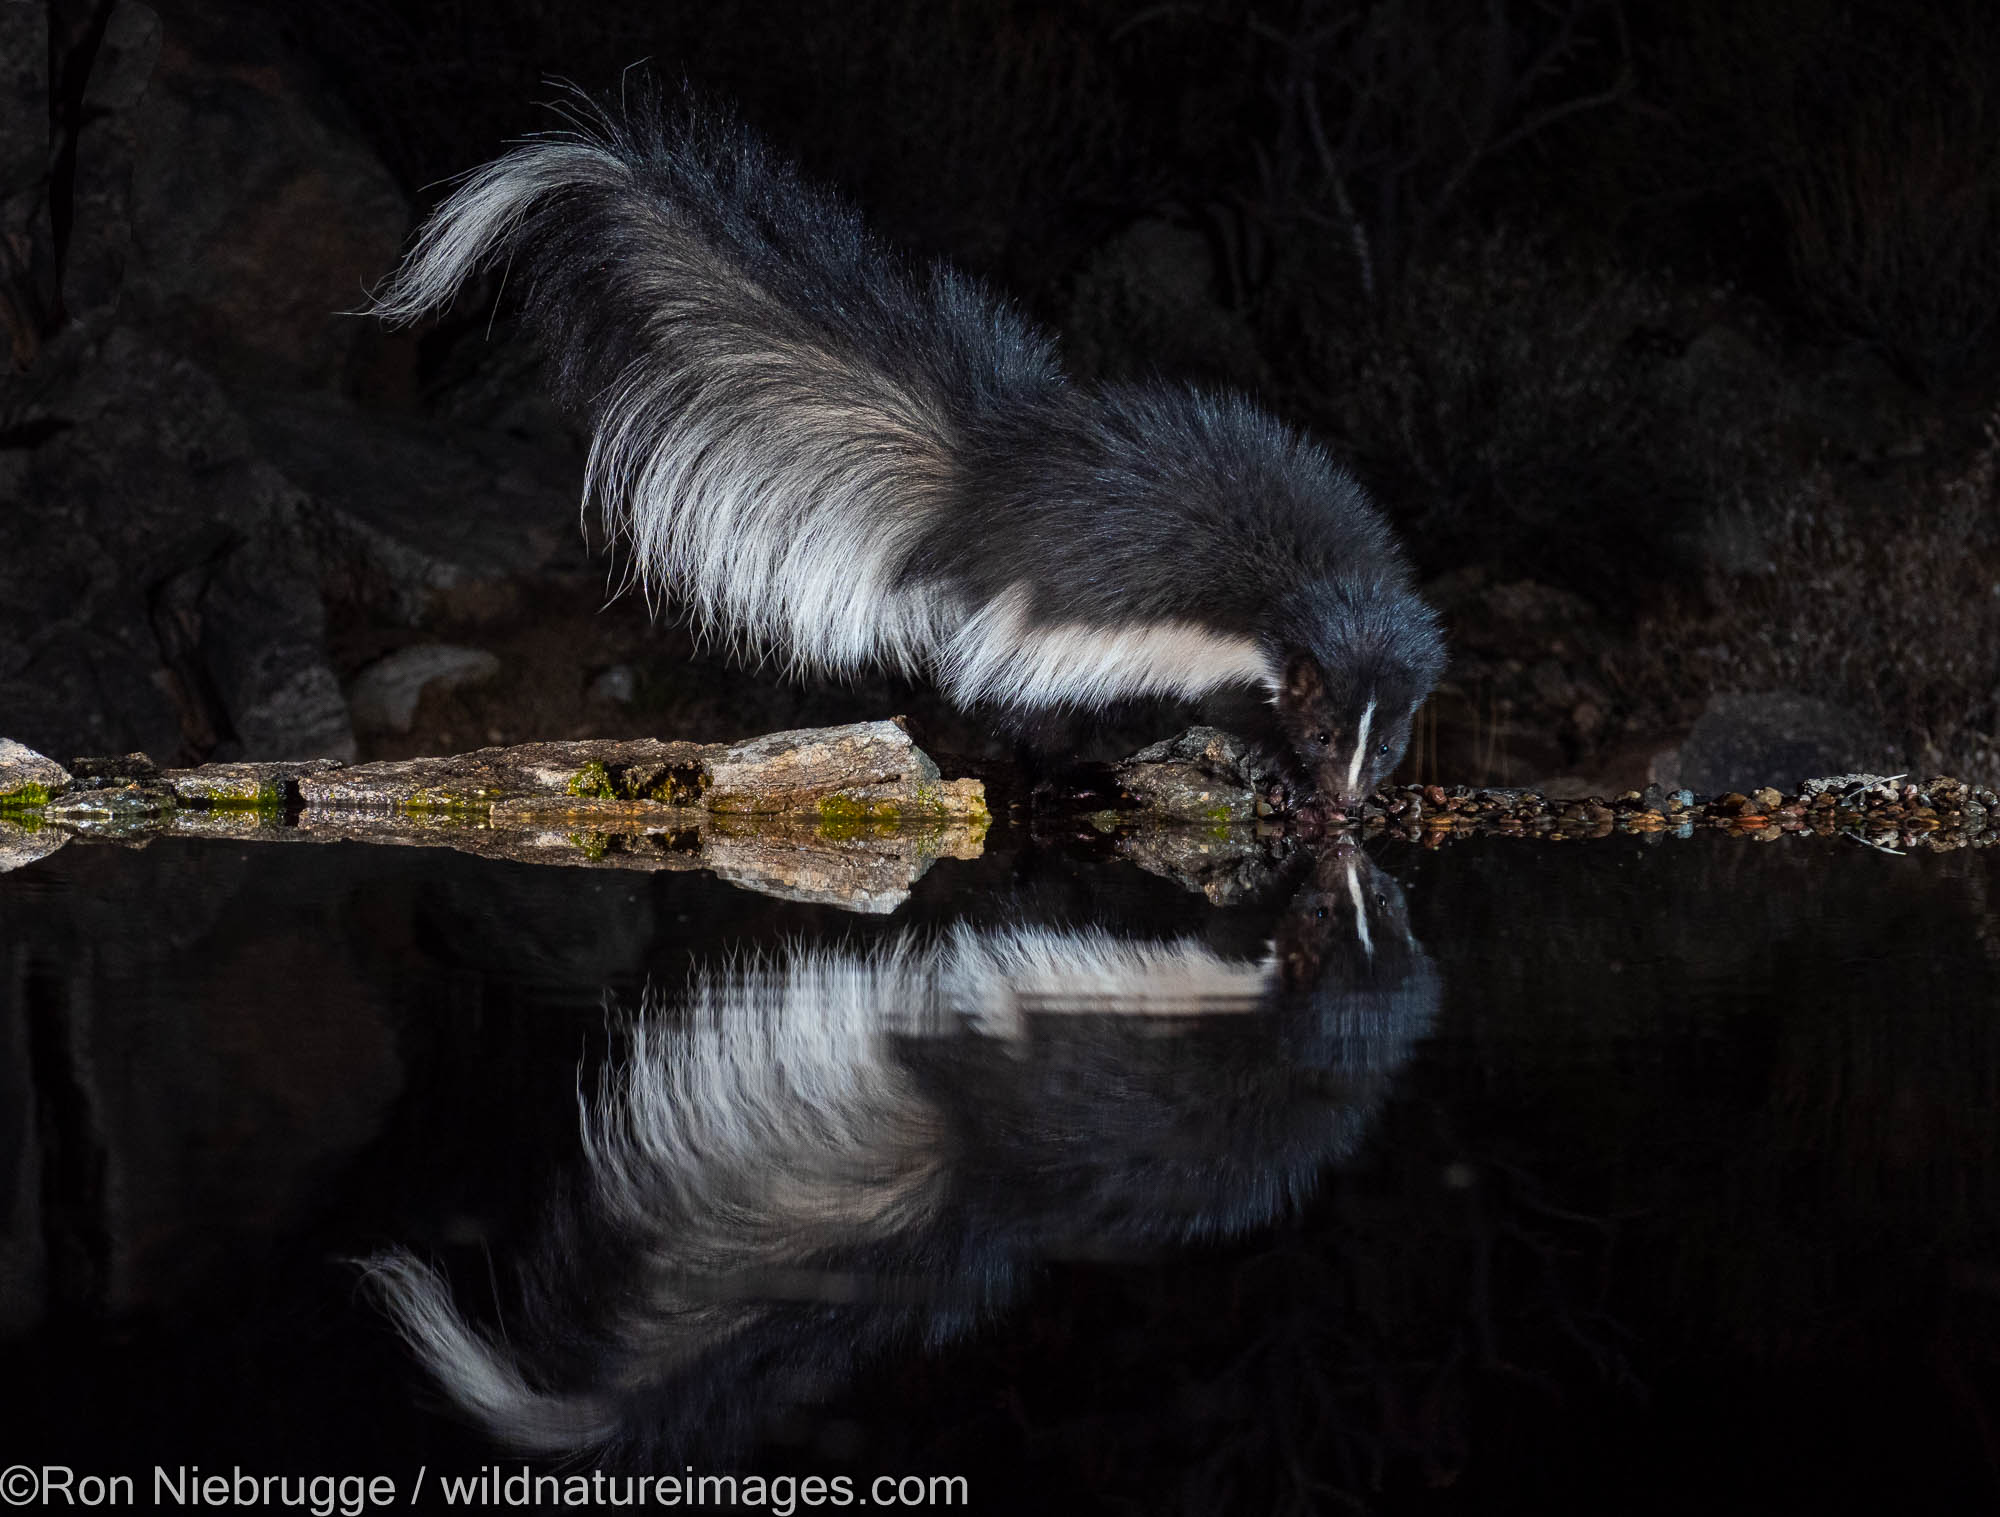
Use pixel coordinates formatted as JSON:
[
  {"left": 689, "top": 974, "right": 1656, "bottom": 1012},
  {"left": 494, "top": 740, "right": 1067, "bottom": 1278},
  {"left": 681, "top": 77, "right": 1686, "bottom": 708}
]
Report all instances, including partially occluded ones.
[{"left": 2, "top": 825, "right": 1996, "bottom": 1513}]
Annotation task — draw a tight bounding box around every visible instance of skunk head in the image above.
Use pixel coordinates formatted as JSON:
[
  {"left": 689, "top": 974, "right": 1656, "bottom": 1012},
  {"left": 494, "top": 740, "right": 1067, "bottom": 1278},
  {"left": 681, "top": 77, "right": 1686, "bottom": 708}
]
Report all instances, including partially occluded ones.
[{"left": 1273, "top": 582, "right": 1444, "bottom": 811}]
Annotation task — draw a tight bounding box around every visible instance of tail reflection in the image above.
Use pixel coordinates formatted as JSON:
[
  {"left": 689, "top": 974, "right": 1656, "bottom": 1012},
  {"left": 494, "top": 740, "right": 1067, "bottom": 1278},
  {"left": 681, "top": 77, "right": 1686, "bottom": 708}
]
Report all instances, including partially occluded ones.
[{"left": 365, "top": 853, "right": 1439, "bottom": 1459}]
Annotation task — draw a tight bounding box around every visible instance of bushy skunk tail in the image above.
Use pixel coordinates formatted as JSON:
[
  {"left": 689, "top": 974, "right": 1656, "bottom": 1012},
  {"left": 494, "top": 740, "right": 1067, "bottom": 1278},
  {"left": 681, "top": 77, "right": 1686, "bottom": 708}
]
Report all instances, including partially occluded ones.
[
  {"left": 371, "top": 91, "right": 1059, "bottom": 679},
  {"left": 358, "top": 1250, "right": 620, "bottom": 1454}
]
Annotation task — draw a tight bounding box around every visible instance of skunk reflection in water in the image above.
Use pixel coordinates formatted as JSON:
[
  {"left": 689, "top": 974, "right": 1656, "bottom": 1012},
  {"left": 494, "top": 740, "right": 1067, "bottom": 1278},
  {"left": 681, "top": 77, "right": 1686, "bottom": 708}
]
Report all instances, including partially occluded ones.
[{"left": 363, "top": 849, "right": 1437, "bottom": 1460}]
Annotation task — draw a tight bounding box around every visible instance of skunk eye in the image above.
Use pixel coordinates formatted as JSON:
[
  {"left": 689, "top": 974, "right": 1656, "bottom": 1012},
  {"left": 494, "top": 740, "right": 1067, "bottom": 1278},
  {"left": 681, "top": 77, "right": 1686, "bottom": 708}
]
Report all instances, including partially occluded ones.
[
  {"left": 1314, "top": 906, "right": 1328, "bottom": 920},
  {"left": 1315, "top": 731, "right": 1331, "bottom": 745},
  {"left": 1374, "top": 892, "right": 1388, "bottom": 908},
  {"left": 1377, "top": 741, "right": 1390, "bottom": 755}
]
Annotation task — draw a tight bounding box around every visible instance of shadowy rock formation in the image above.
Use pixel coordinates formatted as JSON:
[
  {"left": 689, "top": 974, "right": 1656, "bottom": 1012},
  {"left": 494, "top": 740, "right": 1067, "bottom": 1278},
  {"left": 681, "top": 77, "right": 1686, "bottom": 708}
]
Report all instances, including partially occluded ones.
[{"left": 0, "top": 0, "right": 579, "bottom": 765}]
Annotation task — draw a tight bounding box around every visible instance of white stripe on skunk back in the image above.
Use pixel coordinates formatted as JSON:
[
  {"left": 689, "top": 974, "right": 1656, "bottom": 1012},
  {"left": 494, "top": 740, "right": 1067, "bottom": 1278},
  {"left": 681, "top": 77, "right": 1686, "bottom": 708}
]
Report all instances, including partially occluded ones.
[{"left": 940, "top": 585, "right": 1277, "bottom": 711}]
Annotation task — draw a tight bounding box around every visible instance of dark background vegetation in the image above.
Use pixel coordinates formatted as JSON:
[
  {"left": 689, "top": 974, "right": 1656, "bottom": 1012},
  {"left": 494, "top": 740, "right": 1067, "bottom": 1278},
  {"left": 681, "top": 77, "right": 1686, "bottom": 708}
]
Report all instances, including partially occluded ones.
[{"left": 4, "top": 0, "right": 1997, "bottom": 784}]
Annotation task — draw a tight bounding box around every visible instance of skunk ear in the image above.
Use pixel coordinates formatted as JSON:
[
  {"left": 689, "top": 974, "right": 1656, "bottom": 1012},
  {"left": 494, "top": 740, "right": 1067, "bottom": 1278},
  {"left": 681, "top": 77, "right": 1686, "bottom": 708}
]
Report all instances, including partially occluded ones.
[{"left": 1281, "top": 654, "right": 1324, "bottom": 706}]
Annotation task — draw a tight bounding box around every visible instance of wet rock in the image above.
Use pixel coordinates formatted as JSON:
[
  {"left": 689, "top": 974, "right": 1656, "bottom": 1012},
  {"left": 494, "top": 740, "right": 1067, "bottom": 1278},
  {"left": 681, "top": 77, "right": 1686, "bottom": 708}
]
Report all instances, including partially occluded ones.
[
  {"left": 1111, "top": 727, "right": 1268, "bottom": 824},
  {"left": 1799, "top": 773, "right": 1904, "bottom": 805},
  {"left": 1539, "top": 776, "right": 1603, "bottom": 801},
  {"left": 348, "top": 645, "right": 503, "bottom": 734},
  {"left": 29, "top": 713, "right": 2000, "bottom": 900},
  {"left": 0, "top": 818, "right": 68, "bottom": 874},
  {"left": 0, "top": 740, "right": 71, "bottom": 807},
  {"left": 163, "top": 758, "right": 342, "bottom": 808},
  {"left": 45, "top": 781, "right": 173, "bottom": 823},
  {"left": 290, "top": 722, "right": 987, "bottom": 828},
  {"left": 704, "top": 720, "right": 968, "bottom": 817},
  {"left": 1115, "top": 827, "right": 1281, "bottom": 906},
  {"left": 290, "top": 808, "right": 973, "bottom": 915},
  {"left": 294, "top": 721, "right": 988, "bottom": 913},
  {"left": 298, "top": 738, "right": 706, "bottom": 814},
  {"left": 70, "top": 752, "right": 162, "bottom": 783},
  {"left": 704, "top": 821, "right": 980, "bottom": 915},
  {"left": 114, "top": 722, "right": 993, "bottom": 912},
  {"left": 1657, "top": 692, "right": 1894, "bottom": 796},
  {"left": 165, "top": 808, "right": 286, "bottom": 839},
  {"left": 1928, "top": 777, "right": 1968, "bottom": 809}
]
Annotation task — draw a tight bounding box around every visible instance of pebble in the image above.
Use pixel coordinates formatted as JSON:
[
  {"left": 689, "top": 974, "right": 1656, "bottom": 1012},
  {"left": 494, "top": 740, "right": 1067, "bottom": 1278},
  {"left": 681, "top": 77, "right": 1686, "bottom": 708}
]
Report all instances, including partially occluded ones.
[{"left": 1325, "top": 773, "right": 1999, "bottom": 851}]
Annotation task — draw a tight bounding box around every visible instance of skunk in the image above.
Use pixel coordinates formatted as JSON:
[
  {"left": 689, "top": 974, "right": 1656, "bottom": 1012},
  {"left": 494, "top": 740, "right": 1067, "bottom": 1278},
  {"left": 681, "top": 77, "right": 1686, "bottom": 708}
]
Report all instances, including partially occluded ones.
[
  {"left": 360, "top": 858, "right": 1437, "bottom": 1457},
  {"left": 373, "top": 87, "right": 1445, "bottom": 807}
]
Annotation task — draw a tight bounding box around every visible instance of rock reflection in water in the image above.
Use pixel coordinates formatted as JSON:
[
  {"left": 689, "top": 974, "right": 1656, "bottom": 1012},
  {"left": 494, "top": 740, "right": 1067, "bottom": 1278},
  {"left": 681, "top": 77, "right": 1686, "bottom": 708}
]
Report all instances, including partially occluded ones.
[{"left": 363, "top": 848, "right": 1439, "bottom": 1460}]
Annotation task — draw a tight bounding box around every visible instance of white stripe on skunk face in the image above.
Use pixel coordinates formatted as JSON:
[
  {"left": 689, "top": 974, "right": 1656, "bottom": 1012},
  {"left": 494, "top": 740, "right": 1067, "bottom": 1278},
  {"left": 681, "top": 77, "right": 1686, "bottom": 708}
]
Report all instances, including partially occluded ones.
[
  {"left": 1342, "top": 852, "right": 1374, "bottom": 961},
  {"left": 1296, "top": 688, "right": 1424, "bottom": 809},
  {"left": 1344, "top": 696, "right": 1377, "bottom": 799},
  {"left": 1275, "top": 658, "right": 1405, "bottom": 808},
  {"left": 940, "top": 583, "right": 1279, "bottom": 711}
]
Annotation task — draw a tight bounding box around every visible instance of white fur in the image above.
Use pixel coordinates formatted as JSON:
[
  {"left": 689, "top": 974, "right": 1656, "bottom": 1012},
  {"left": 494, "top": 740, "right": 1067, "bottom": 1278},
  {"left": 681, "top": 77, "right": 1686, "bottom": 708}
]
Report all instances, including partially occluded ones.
[
  {"left": 941, "top": 584, "right": 1278, "bottom": 710},
  {"left": 366, "top": 943, "right": 955, "bottom": 1457},
  {"left": 590, "top": 929, "right": 1272, "bottom": 1227},
  {"left": 1345, "top": 696, "right": 1376, "bottom": 795},
  {"left": 585, "top": 939, "right": 948, "bottom": 1238},
  {"left": 1343, "top": 857, "right": 1374, "bottom": 962},
  {"left": 585, "top": 304, "right": 961, "bottom": 678},
  {"left": 360, "top": 1253, "right": 621, "bottom": 1453},
  {"left": 370, "top": 143, "right": 629, "bottom": 325},
  {"left": 375, "top": 144, "right": 958, "bottom": 681},
  {"left": 942, "top": 924, "right": 1273, "bottom": 1036}
]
